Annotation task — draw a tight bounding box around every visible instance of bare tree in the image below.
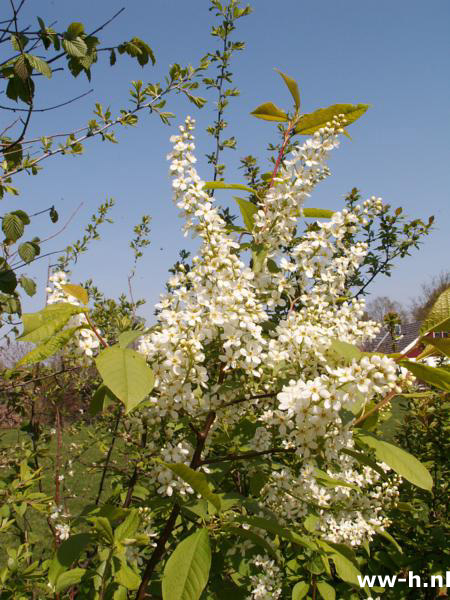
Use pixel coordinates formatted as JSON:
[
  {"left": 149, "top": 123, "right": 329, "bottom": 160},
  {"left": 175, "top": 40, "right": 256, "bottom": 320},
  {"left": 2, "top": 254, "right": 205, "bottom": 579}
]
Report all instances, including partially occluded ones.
[{"left": 365, "top": 295, "right": 409, "bottom": 324}]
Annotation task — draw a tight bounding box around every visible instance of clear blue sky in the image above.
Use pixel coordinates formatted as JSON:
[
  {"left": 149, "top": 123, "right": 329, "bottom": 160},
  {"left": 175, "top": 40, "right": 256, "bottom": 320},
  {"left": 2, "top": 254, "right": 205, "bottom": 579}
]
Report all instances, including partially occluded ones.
[{"left": 6, "top": 0, "right": 450, "bottom": 321}]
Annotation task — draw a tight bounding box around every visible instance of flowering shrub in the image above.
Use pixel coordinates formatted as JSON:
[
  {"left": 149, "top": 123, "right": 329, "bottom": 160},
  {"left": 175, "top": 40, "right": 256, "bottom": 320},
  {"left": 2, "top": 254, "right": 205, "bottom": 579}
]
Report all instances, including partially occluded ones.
[{"left": 5, "top": 68, "right": 449, "bottom": 599}]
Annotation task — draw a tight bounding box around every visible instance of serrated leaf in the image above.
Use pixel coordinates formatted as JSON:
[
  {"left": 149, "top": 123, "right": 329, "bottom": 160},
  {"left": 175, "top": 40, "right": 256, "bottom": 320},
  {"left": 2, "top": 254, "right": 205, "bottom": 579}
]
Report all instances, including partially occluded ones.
[
  {"left": 18, "top": 242, "right": 38, "bottom": 263},
  {"left": 95, "top": 346, "right": 154, "bottom": 413},
  {"left": 358, "top": 434, "right": 433, "bottom": 490},
  {"left": 303, "top": 208, "right": 335, "bottom": 218},
  {"left": 317, "top": 581, "right": 335, "bottom": 600},
  {"left": 66, "top": 22, "right": 85, "bottom": 38},
  {"left": 2, "top": 213, "right": 24, "bottom": 242},
  {"left": 11, "top": 210, "right": 30, "bottom": 225},
  {"left": 19, "top": 303, "right": 84, "bottom": 343},
  {"left": 14, "top": 54, "right": 31, "bottom": 80},
  {"left": 251, "top": 102, "right": 289, "bottom": 122},
  {"left": 62, "top": 37, "right": 87, "bottom": 57},
  {"left": 50, "top": 206, "right": 59, "bottom": 223},
  {"left": 203, "top": 181, "right": 257, "bottom": 195},
  {"left": 234, "top": 197, "right": 258, "bottom": 231},
  {"left": 399, "top": 360, "right": 450, "bottom": 392},
  {"left": 61, "top": 283, "right": 88, "bottom": 305},
  {"left": 118, "top": 330, "right": 143, "bottom": 348},
  {"left": 25, "top": 53, "right": 51, "bottom": 78},
  {"left": 16, "top": 327, "right": 80, "bottom": 367},
  {"left": 275, "top": 68, "right": 300, "bottom": 109},
  {"left": 18, "top": 275, "right": 36, "bottom": 297},
  {"left": 163, "top": 463, "right": 221, "bottom": 511},
  {"left": 292, "top": 581, "right": 309, "bottom": 599},
  {"left": 48, "top": 533, "right": 94, "bottom": 585},
  {"left": 420, "top": 288, "right": 450, "bottom": 336},
  {"left": 162, "top": 529, "right": 211, "bottom": 600},
  {"left": 55, "top": 568, "right": 86, "bottom": 593},
  {"left": 295, "top": 103, "right": 369, "bottom": 135}
]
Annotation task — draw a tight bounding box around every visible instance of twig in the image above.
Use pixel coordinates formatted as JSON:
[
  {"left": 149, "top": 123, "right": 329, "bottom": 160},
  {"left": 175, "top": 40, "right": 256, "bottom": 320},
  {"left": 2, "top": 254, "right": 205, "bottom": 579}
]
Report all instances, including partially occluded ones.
[
  {"left": 95, "top": 407, "right": 122, "bottom": 505},
  {"left": 0, "top": 89, "right": 93, "bottom": 114},
  {"left": 352, "top": 390, "right": 397, "bottom": 428},
  {"left": 200, "top": 446, "right": 295, "bottom": 465}
]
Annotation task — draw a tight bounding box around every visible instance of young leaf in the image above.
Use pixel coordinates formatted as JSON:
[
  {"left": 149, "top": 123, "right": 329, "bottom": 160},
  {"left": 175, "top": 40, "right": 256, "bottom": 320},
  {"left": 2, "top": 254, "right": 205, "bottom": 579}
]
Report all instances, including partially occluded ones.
[
  {"left": 275, "top": 68, "right": 300, "bottom": 110},
  {"left": 422, "top": 335, "right": 450, "bottom": 357},
  {"left": 234, "top": 197, "right": 258, "bottom": 231},
  {"left": 18, "top": 275, "right": 36, "bottom": 297},
  {"left": 203, "top": 181, "right": 257, "bottom": 195},
  {"left": 61, "top": 283, "right": 88, "bottom": 305},
  {"left": 292, "top": 581, "right": 309, "bottom": 600},
  {"left": 399, "top": 360, "right": 450, "bottom": 392},
  {"left": 163, "top": 463, "right": 221, "bottom": 511},
  {"left": 19, "top": 303, "right": 84, "bottom": 343},
  {"left": 55, "top": 568, "right": 86, "bottom": 593},
  {"left": 16, "top": 327, "right": 80, "bottom": 367},
  {"left": 294, "top": 103, "right": 369, "bottom": 135},
  {"left": 62, "top": 37, "right": 87, "bottom": 57},
  {"left": 2, "top": 213, "right": 24, "bottom": 242},
  {"left": 18, "top": 241, "right": 39, "bottom": 263},
  {"left": 48, "top": 533, "right": 94, "bottom": 585},
  {"left": 317, "top": 581, "right": 336, "bottom": 600},
  {"left": 162, "top": 529, "right": 212, "bottom": 600},
  {"left": 114, "top": 510, "right": 140, "bottom": 543},
  {"left": 252, "top": 245, "right": 268, "bottom": 275},
  {"left": 95, "top": 346, "right": 155, "bottom": 413},
  {"left": 25, "top": 53, "right": 52, "bottom": 78},
  {"left": 303, "top": 208, "right": 335, "bottom": 218},
  {"left": 250, "top": 102, "right": 289, "bottom": 122},
  {"left": 115, "top": 561, "right": 141, "bottom": 590},
  {"left": 419, "top": 287, "right": 450, "bottom": 336},
  {"left": 358, "top": 434, "right": 433, "bottom": 490}
]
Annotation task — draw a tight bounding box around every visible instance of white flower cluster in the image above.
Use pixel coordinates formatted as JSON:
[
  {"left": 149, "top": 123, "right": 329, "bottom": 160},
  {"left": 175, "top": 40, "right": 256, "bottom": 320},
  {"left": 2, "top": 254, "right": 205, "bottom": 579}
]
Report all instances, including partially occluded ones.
[
  {"left": 46, "top": 271, "right": 99, "bottom": 358},
  {"left": 134, "top": 117, "right": 406, "bottom": 544},
  {"left": 49, "top": 503, "right": 71, "bottom": 540},
  {"left": 246, "top": 554, "right": 283, "bottom": 600}
]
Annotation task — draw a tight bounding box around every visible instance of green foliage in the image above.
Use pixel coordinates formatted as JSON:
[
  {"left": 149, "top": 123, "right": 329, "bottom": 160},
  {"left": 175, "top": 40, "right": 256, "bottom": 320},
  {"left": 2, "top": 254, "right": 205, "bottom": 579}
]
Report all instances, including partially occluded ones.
[
  {"left": 95, "top": 346, "right": 155, "bottom": 413},
  {"left": 251, "top": 102, "right": 289, "bottom": 122},
  {"left": 19, "top": 303, "right": 84, "bottom": 343},
  {"left": 163, "top": 463, "right": 222, "bottom": 511},
  {"left": 294, "top": 103, "right": 369, "bottom": 134},
  {"left": 162, "top": 529, "right": 212, "bottom": 600}
]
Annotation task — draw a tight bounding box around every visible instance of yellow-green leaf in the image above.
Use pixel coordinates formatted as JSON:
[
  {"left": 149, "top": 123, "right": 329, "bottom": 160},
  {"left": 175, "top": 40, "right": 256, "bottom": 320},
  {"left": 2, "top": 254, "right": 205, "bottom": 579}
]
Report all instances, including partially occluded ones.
[
  {"left": 162, "top": 529, "right": 211, "bottom": 600},
  {"left": 61, "top": 283, "right": 88, "bottom": 305},
  {"left": 399, "top": 360, "right": 450, "bottom": 392},
  {"left": 163, "top": 463, "right": 221, "bottom": 512},
  {"left": 250, "top": 102, "right": 289, "bottom": 122},
  {"left": 19, "top": 303, "right": 84, "bottom": 343},
  {"left": 234, "top": 197, "right": 258, "bottom": 231},
  {"left": 420, "top": 288, "right": 450, "bottom": 336},
  {"left": 303, "top": 207, "right": 335, "bottom": 219},
  {"left": 275, "top": 68, "right": 300, "bottom": 110},
  {"left": 292, "top": 581, "right": 309, "bottom": 599},
  {"left": 16, "top": 327, "right": 80, "bottom": 367},
  {"left": 422, "top": 335, "right": 450, "bottom": 357},
  {"left": 203, "top": 181, "right": 257, "bottom": 195},
  {"left": 295, "top": 103, "right": 369, "bottom": 135}
]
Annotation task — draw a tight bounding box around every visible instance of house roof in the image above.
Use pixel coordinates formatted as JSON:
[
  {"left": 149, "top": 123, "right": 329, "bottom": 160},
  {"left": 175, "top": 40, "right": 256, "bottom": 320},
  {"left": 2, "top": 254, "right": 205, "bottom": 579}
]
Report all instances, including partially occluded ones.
[{"left": 362, "top": 321, "right": 421, "bottom": 354}]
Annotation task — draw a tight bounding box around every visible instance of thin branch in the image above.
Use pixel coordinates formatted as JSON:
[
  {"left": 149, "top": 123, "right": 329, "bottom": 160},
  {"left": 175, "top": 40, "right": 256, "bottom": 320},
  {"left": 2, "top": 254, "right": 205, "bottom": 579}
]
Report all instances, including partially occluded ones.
[
  {"left": 95, "top": 407, "right": 122, "bottom": 505},
  {"left": 200, "top": 446, "right": 295, "bottom": 465},
  {"left": 352, "top": 390, "right": 397, "bottom": 428},
  {"left": 40, "top": 202, "right": 83, "bottom": 244},
  {"left": 0, "top": 89, "right": 93, "bottom": 114},
  {"left": 0, "top": 366, "right": 83, "bottom": 391}
]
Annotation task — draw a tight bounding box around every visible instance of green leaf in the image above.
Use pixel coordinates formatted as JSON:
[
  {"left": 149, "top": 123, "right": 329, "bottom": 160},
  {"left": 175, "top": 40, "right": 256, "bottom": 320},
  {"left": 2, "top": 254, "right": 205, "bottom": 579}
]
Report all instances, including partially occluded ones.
[
  {"left": 420, "top": 288, "right": 450, "bottom": 336},
  {"left": 95, "top": 346, "right": 155, "bottom": 413},
  {"left": 25, "top": 53, "right": 51, "bottom": 78},
  {"left": 358, "top": 434, "right": 433, "bottom": 490},
  {"left": 234, "top": 197, "right": 258, "bottom": 231},
  {"left": 50, "top": 206, "right": 59, "bottom": 223},
  {"left": 62, "top": 37, "right": 87, "bottom": 57},
  {"left": 375, "top": 527, "right": 402, "bottom": 554},
  {"left": 0, "top": 269, "right": 17, "bottom": 294},
  {"left": 48, "top": 533, "right": 94, "bottom": 585},
  {"left": 250, "top": 102, "right": 289, "bottom": 122},
  {"left": 115, "top": 561, "right": 141, "bottom": 590},
  {"left": 317, "top": 581, "right": 335, "bottom": 600},
  {"left": 330, "top": 552, "right": 361, "bottom": 586},
  {"left": 252, "top": 244, "right": 268, "bottom": 275},
  {"left": 14, "top": 55, "right": 31, "bottom": 80},
  {"left": 114, "top": 510, "right": 140, "bottom": 543},
  {"left": 163, "top": 463, "right": 221, "bottom": 511},
  {"left": 55, "top": 568, "right": 86, "bottom": 593},
  {"left": 118, "top": 330, "right": 143, "bottom": 348},
  {"left": 202, "top": 181, "right": 257, "bottom": 195},
  {"left": 2, "top": 213, "right": 24, "bottom": 242},
  {"left": 314, "top": 468, "right": 358, "bottom": 490},
  {"left": 18, "top": 275, "right": 36, "bottom": 297},
  {"left": 90, "top": 516, "right": 114, "bottom": 544},
  {"left": 275, "top": 68, "right": 300, "bottom": 109},
  {"left": 162, "top": 529, "right": 211, "bottom": 600},
  {"left": 327, "top": 338, "right": 362, "bottom": 363},
  {"left": 61, "top": 283, "right": 88, "bottom": 305},
  {"left": 66, "top": 22, "right": 85, "bottom": 38},
  {"left": 18, "top": 241, "right": 39, "bottom": 263},
  {"left": 19, "top": 303, "right": 84, "bottom": 343},
  {"left": 16, "top": 326, "right": 80, "bottom": 367},
  {"left": 295, "top": 103, "right": 369, "bottom": 135},
  {"left": 292, "top": 581, "right": 309, "bottom": 599},
  {"left": 303, "top": 208, "right": 335, "bottom": 219},
  {"left": 422, "top": 335, "right": 450, "bottom": 357},
  {"left": 90, "top": 384, "right": 117, "bottom": 416},
  {"left": 11, "top": 209, "right": 30, "bottom": 225},
  {"left": 399, "top": 360, "right": 450, "bottom": 392}
]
